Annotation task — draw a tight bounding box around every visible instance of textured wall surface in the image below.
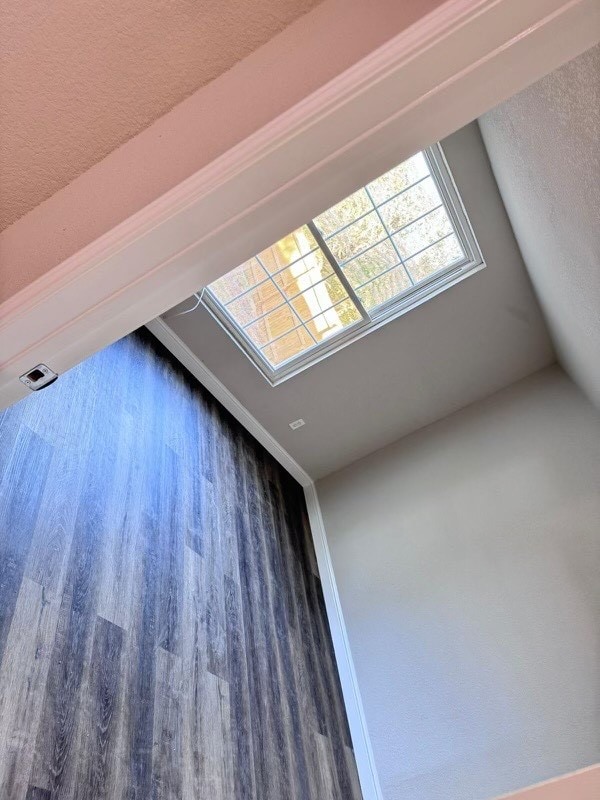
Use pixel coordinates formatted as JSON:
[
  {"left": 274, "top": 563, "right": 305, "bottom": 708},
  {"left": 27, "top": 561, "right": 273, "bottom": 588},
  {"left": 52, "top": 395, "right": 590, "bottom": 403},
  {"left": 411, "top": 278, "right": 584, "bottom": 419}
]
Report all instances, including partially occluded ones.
[
  {"left": 479, "top": 44, "right": 600, "bottom": 409},
  {"left": 317, "top": 366, "right": 600, "bottom": 800},
  {"left": 0, "top": 330, "right": 361, "bottom": 799},
  {"left": 0, "top": 0, "right": 321, "bottom": 231}
]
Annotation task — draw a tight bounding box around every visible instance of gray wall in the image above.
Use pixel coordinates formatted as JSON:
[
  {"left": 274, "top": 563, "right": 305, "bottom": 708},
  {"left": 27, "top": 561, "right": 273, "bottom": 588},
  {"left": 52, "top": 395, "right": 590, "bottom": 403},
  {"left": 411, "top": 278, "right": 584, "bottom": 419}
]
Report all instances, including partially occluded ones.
[
  {"left": 479, "top": 44, "right": 600, "bottom": 409},
  {"left": 167, "top": 122, "right": 554, "bottom": 479},
  {"left": 317, "top": 366, "right": 600, "bottom": 800}
]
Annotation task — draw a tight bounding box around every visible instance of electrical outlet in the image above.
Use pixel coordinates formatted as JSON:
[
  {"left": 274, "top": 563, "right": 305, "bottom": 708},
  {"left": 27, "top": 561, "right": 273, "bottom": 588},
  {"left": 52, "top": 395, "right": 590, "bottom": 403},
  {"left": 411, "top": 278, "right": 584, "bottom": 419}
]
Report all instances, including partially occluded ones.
[{"left": 289, "top": 418, "right": 305, "bottom": 430}]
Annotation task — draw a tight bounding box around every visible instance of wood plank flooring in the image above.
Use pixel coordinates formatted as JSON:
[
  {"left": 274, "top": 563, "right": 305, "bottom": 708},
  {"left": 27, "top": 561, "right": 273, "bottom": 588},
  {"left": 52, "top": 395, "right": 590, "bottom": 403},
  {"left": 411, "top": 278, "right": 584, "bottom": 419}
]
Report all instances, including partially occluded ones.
[{"left": 0, "top": 329, "right": 362, "bottom": 799}]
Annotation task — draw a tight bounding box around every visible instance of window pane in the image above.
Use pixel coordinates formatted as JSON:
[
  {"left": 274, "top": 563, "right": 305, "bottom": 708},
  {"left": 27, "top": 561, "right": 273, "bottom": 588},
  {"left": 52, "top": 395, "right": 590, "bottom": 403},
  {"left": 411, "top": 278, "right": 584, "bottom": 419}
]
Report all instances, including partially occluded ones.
[
  {"left": 327, "top": 212, "right": 387, "bottom": 263},
  {"left": 404, "top": 235, "right": 464, "bottom": 283},
  {"left": 356, "top": 265, "right": 412, "bottom": 310},
  {"left": 262, "top": 327, "right": 315, "bottom": 366},
  {"left": 203, "top": 144, "right": 481, "bottom": 380},
  {"left": 379, "top": 177, "right": 441, "bottom": 234},
  {"left": 314, "top": 188, "right": 373, "bottom": 237},
  {"left": 306, "top": 299, "right": 362, "bottom": 342},
  {"left": 367, "top": 153, "right": 429, "bottom": 205},
  {"left": 211, "top": 258, "right": 267, "bottom": 303},
  {"left": 393, "top": 206, "right": 454, "bottom": 260},
  {"left": 245, "top": 305, "right": 299, "bottom": 347},
  {"left": 290, "top": 274, "right": 349, "bottom": 321},
  {"left": 258, "top": 225, "right": 318, "bottom": 274},
  {"left": 343, "top": 240, "right": 399, "bottom": 287},
  {"left": 227, "top": 280, "right": 284, "bottom": 325},
  {"left": 272, "top": 249, "right": 332, "bottom": 297}
]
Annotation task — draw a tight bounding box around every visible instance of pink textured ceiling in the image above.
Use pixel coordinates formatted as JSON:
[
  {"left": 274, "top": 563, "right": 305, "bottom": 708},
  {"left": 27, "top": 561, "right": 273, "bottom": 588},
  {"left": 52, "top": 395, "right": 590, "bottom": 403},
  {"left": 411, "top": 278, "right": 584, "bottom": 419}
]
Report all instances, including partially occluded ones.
[
  {"left": 0, "top": 0, "right": 445, "bottom": 304},
  {"left": 0, "top": 0, "right": 321, "bottom": 231}
]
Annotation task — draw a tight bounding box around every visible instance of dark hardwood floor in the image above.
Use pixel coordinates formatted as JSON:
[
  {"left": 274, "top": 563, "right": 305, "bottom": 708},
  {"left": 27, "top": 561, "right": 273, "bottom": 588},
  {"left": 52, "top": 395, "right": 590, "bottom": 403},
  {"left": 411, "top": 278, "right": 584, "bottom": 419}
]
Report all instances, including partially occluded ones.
[{"left": 0, "top": 330, "right": 362, "bottom": 800}]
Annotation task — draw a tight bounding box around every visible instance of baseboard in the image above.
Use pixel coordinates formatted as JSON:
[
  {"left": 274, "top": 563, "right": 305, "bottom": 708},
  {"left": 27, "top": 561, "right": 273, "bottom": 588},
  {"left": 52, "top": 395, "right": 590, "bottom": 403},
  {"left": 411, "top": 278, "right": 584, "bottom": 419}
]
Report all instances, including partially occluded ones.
[
  {"left": 304, "top": 483, "right": 384, "bottom": 800},
  {"left": 146, "top": 316, "right": 383, "bottom": 800}
]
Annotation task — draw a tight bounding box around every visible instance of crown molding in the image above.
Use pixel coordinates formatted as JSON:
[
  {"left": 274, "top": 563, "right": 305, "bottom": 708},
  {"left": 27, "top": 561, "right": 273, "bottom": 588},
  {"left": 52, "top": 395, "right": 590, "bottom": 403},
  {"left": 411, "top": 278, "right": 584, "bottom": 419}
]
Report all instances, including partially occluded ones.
[{"left": 1, "top": 0, "right": 599, "bottom": 409}]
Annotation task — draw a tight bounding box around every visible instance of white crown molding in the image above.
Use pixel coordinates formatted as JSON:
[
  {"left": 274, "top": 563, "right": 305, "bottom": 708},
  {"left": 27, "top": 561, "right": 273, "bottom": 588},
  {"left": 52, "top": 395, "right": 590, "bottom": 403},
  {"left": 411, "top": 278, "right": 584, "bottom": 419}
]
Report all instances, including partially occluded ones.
[
  {"left": 147, "top": 316, "right": 383, "bottom": 799},
  {"left": 2, "top": 0, "right": 599, "bottom": 410}
]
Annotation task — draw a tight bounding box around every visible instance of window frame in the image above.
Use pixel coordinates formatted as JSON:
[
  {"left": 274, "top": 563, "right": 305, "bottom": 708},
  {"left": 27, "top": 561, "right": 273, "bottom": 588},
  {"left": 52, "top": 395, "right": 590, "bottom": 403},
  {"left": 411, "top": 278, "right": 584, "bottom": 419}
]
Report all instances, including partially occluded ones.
[{"left": 201, "top": 143, "right": 484, "bottom": 386}]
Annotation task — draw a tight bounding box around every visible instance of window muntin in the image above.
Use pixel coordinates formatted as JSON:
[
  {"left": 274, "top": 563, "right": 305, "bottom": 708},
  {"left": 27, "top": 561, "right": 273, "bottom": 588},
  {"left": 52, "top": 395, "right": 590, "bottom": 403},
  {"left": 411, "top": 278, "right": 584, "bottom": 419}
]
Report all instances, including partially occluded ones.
[{"left": 202, "top": 145, "right": 483, "bottom": 384}]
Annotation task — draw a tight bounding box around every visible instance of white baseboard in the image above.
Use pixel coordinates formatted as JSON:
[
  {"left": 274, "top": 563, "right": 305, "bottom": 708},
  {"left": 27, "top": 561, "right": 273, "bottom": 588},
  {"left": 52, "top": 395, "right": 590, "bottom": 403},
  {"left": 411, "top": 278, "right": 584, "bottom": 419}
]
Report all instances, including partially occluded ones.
[
  {"left": 146, "top": 317, "right": 383, "bottom": 800},
  {"left": 304, "top": 482, "right": 383, "bottom": 800}
]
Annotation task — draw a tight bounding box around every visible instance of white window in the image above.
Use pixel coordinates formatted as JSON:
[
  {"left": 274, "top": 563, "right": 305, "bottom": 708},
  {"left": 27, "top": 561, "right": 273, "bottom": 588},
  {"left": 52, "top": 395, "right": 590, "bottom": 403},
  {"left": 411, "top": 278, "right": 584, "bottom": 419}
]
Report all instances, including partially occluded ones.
[{"left": 202, "top": 144, "right": 483, "bottom": 385}]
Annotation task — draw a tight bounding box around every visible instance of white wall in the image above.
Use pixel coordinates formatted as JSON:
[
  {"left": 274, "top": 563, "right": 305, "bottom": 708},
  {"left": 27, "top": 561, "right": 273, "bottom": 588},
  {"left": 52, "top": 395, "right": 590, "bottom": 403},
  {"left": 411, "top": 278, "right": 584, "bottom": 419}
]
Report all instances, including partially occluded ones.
[
  {"left": 479, "top": 44, "right": 600, "bottom": 409},
  {"left": 317, "top": 367, "right": 600, "bottom": 800}
]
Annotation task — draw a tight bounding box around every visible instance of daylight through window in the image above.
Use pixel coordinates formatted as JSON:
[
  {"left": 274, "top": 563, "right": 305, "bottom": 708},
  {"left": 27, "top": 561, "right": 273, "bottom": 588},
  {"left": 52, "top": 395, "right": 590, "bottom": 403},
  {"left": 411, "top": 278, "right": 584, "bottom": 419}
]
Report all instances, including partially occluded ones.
[{"left": 202, "top": 145, "right": 483, "bottom": 384}]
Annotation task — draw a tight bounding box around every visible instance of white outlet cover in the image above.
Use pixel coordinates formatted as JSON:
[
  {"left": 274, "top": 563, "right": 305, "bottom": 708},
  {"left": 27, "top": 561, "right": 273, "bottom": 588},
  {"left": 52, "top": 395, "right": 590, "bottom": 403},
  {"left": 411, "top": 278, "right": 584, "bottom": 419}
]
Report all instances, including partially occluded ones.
[{"left": 289, "top": 418, "right": 305, "bottom": 430}]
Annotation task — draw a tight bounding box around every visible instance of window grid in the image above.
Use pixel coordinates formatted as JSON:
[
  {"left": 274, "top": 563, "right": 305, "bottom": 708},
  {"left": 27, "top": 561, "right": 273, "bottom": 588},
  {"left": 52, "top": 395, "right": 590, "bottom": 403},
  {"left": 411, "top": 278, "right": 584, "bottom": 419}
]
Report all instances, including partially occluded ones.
[
  {"left": 335, "top": 203, "right": 443, "bottom": 267},
  {"left": 363, "top": 182, "right": 415, "bottom": 288},
  {"left": 219, "top": 183, "right": 448, "bottom": 322},
  {"left": 254, "top": 252, "right": 319, "bottom": 345},
  {"left": 353, "top": 230, "right": 456, "bottom": 292},
  {"left": 320, "top": 173, "right": 430, "bottom": 242},
  {"left": 306, "top": 221, "right": 370, "bottom": 321},
  {"left": 229, "top": 245, "right": 362, "bottom": 365},
  {"left": 202, "top": 144, "right": 483, "bottom": 384},
  {"left": 256, "top": 297, "right": 357, "bottom": 354},
  {"left": 237, "top": 269, "right": 342, "bottom": 327},
  {"left": 222, "top": 245, "right": 322, "bottom": 306}
]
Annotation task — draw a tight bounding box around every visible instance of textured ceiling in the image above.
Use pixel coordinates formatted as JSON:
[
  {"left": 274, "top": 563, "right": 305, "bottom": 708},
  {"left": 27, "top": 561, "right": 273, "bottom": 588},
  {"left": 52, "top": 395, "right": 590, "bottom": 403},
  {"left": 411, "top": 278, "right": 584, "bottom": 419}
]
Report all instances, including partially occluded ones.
[
  {"left": 480, "top": 44, "right": 600, "bottom": 409},
  {"left": 0, "top": 0, "right": 321, "bottom": 231}
]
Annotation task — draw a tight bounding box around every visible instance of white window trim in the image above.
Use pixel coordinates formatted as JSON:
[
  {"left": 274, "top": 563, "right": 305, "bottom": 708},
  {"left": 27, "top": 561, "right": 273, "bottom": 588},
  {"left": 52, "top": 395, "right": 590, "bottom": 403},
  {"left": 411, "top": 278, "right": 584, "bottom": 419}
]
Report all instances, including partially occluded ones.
[{"left": 201, "top": 143, "right": 484, "bottom": 386}]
